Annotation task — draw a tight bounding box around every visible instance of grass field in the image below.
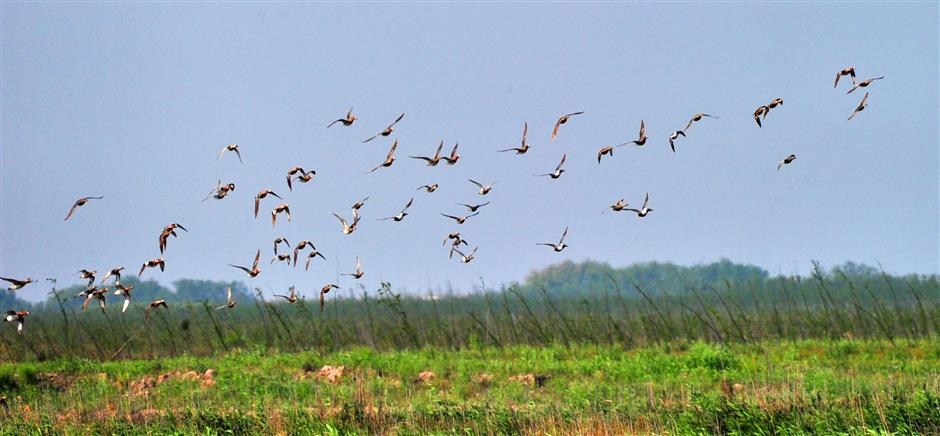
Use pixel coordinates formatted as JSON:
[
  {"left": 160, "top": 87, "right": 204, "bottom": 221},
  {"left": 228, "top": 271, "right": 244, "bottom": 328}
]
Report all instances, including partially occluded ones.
[{"left": 1, "top": 339, "right": 938, "bottom": 434}]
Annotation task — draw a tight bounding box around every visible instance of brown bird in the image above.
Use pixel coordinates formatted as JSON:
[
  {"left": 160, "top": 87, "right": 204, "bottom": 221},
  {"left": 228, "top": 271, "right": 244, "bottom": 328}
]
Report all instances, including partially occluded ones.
[
  {"left": 82, "top": 287, "right": 108, "bottom": 312},
  {"left": 217, "top": 143, "right": 243, "bottom": 163},
  {"left": 444, "top": 231, "right": 468, "bottom": 248},
  {"left": 145, "top": 300, "right": 168, "bottom": 320},
  {"left": 537, "top": 226, "right": 569, "bottom": 252},
  {"left": 255, "top": 189, "right": 283, "bottom": 218},
  {"left": 378, "top": 197, "right": 414, "bottom": 222},
  {"left": 64, "top": 196, "right": 104, "bottom": 221},
  {"left": 352, "top": 196, "right": 370, "bottom": 211},
  {"left": 608, "top": 199, "right": 630, "bottom": 212},
  {"left": 597, "top": 145, "right": 626, "bottom": 164},
  {"left": 848, "top": 92, "right": 869, "bottom": 121},
  {"left": 293, "top": 240, "right": 315, "bottom": 267},
  {"left": 777, "top": 154, "right": 797, "bottom": 171},
  {"left": 101, "top": 267, "right": 125, "bottom": 285},
  {"left": 274, "top": 237, "right": 290, "bottom": 255},
  {"left": 363, "top": 113, "right": 404, "bottom": 143},
  {"left": 216, "top": 286, "right": 236, "bottom": 310},
  {"left": 203, "top": 181, "right": 236, "bottom": 201},
  {"left": 319, "top": 283, "right": 340, "bottom": 312},
  {"left": 535, "top": 153, "right": 567, "bottom": 178},
  {"left": 685, "top": 112, "right": 719, "bottom": 132},
  {"left": 624, "top": 193, "right": 653, "bottom": 217},
  {"left": 768, "top": 98, "right": 784, "bottom": 109},
  {"left": 270, "top": 254, "right": 292, "bottom": 265},
  {"left": 229, "top": 250, "right": 262, "bottom": 277},
  {"left": 418, "top": 184, "right": 439, "bottom": 193},
  {"left": 328, "top": 107, "right": 357, "bottom": 128},
  {"left": 77, "top": 269, "right": 97, "bottom": 287},
  {"left": 332, "top": 212, "right": 360, "bottom": 235},
  {"left": 441, "top": 142, "right": 460, "bottom": 165},
  {"left": 5, "top": 311, "right": 29, "bottom": 334},
  {"left": 112, "top": 284, "right": 134, "bottom": 313},
  {"left": 452, "top": 247, "right": 478, "bottom": 263},
  {"left": 138, "top": 257, "right": 165, "bottom": 278},
  {"left": 410, "top": 141, "right": 445, "bottom": 166},
  {"left": 286, "top": 166, "right": 305, "bottom": 191},
  {"left": 441, "top": 212, "right": 479, "bottom": 225},
  {"left": 458, "top": 202, "right": 490, "bottom": 213},
  {"left": 342, "top": 256, "right": 364, "bottom": 279},
  {"left": 753, "top": 105, "right": 769, "bottom": 128},
  {"left": 551, "top": 111, "right": 584, "bottom": 142},
  {"left": 271, "top": 203, "right": 291, "bottom": 228},
  {"left": 367, "top": 139, "right": 399, "bottom": 173},
  {"left": 292, "top": 170, "right": 316, "bottom": 188},
  {"left": 631, "top": 119, "right": 648, "bottom": 146},
  {"left": 499, "top": 122, "right": 531, "bottom": 154},
  {"left": 846, "top": 76, "right": 884, "bottom": 94},
  {"left": 1, "top": 277, "right": 33, "bottom": 291},
  {"left": 274, "top": 286, "right": 299, "bottom": 303},
  {"left": 158, "top": 229, "right": 178, "bottom": 254},
  {"left": 163, "top": 223, "right": 188, "bottom": 233},
  {"left": 834, "top": 66, "right": 856, "bottom": 88},
  {"left": 305, "top": 249, "right": 326, "bottom": 271},
  {"left": 469, "top": 179, "right": 495, "bottom": 195}
]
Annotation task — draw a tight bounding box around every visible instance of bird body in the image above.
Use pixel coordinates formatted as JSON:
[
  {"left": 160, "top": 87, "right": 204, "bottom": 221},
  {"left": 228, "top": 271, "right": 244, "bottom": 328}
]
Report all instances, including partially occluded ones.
[
  {"left": 113, "top": 284, "right": 134, "bottom": 313},
  {"left": 778, "top": 154, "right": 797, "bottom": 171},
  {"left": 441, "top": 143, "right": 460, "bottom": 165},
  {"left": 834, "top": 66, "right": 856, "bottom": 88},
  {"left": 410, "top": 141, "right": 444, "bottom": 166},
  {"left": 363, "top": 113, "right": 404, "bottom": 142},
  {"left": 469, "top": 179, "right": 495, "bottom": 195},
  {"left": 5, "top": 311, "right": 29, "bottom": 334},
  {"left": 379, "top": 198, "right": 414, "bottom": 222},
  {"left": 328, "top": 108, "right": 357, "bottom": 127},
  {"left": 668, "top": 130, "right": 686, "bottom": 153},
  {"left": 64, "top": 196, "right": 104, "bottom": 221},
  {"left": 538, "top": 226, "right": 569, "bottom": 252},
  {"left": 271, "top": 204, "right": 291, "bottom": 228},
  {"left": 255, "top": 189, "right": 283, "bottom": 218},
  {"left": 320, "top": 283, "right": 339, "bottom": 312},
  {"left": 846, "top": 76, "right": 884, "bottom": 94},
  {"left": 499, "top": 122, "right": 531, "bottom": 154},
  {"left": 145, "top": 300, "right": 168, "bottom": 319},
  {"left": 139, "top": 257, "right": 165, "bottom": 278},
  {"left": 216, "top": 286, "right": 236, "bottom": 310},
  {"left": 848, "top": 92, "right": 869, "bottom": 120}
]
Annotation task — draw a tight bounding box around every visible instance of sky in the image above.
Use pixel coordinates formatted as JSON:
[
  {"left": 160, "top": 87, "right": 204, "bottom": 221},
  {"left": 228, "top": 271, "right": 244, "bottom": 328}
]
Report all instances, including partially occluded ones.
[{"left": 1, "top": 3, "right": 938, "bottom": 303}]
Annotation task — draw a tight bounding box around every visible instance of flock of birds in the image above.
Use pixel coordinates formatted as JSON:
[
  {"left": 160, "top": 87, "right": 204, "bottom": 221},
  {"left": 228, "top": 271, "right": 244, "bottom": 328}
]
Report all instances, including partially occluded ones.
[{"left": 2, "top": 66, "right": 884, "bottom": 335}]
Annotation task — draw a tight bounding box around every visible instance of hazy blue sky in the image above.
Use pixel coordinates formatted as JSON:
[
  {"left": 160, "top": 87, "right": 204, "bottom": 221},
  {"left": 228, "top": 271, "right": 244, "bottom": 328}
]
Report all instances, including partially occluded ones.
[{"left": 2, "top": 3, "right": 937, "bottom": 302}]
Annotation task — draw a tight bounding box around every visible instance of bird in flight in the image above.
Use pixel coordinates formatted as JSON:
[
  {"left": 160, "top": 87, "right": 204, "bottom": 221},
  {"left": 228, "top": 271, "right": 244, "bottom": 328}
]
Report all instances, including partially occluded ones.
[
  {"left": 229, "top": 250, "right": 262, "bottom": 278},
  {"left": 1, "top": 277, "right": 33, "bottom": 291},
  {"left": 319, "top": 283, "right": 340, "bottom": 312},
  {"left": 410, "top": 141, "right": 445, "bottom": 166},
  {"left": 139, "top": 257, "right": 165, "bottom": 278},
  {"left": 101, "top": 267, "right": 125, "bottom": 285},
  {"left": 469, "top": 179, "right": 495, "bottom": 195},
  {"left": 286, "top": 166, "right": 306, "bottom": 191},
  {"left": 255, "top": 189, "right": 283, "bottom": 218},
  {"left": 332, "top": 212, "right": 360, "bottom": 235},
  {"left": 159, "top": 223, "right": 188, "bottom": 254},
  {"left": 607, "top": 199, "right": 630, "bottom": 213},
  {"left": 538, "top": 226, "right": 569, "bottom": 252},
  {"left": 684, "top": 112, "right": 719, "bottom": 132},
  {"left": 363, "top": 113, "right": 404, "bottom": 143},
  {"left": 777, "top": 154, "right": 797, "bottom": 171},
  {"left": 418, "top": 184, "right": 439, "bottom": 193},
  {"left": 668, "top": 130, "right": 686, "bottom": 153},
  {"left": 458, "top": 202, "right": 490, "bottom": 213},
  {"left": 145, "top": 300, "right": 168, "bottom": 320},
  {"left": 536, "top": 153, "right": 568, "bottom": 179},
  {"left": 499, "top": 122, "right": 531, "bottom": 154},
  {"left": 273, "top": 237, "right": 290, "bottom": 255},
  {"left": 77, "top": 269, "right": 97, "bottom": 287},
  {"left": 848, "top": 92, "right": 869, "bottom": 121},
  {"left": 452, "top": 247, "right": 478, "bottom": 263},
  {"left": 270, "top": 254, "right": 292, "bottom": 265},
  {"left": 291, "top": 170, "right": 316, "bottom": 189},
  {"left": 352, "top": 196, "right": 370, "bottom": 212},
  {"left": 551, "top": 111, "right": 584, "bottom": 142},
  {"left": 367, "top": 139, "right": 399, "bottom": 173},
  {"left": 444, "top": 231, "right": 468, "bottom": 249},
  {"left": 271, "top": 203, "right": 291, "bottom": 228},
  {"left": 441, "top": 211, "right": 480, "bottom": 225},
  {"left": 292, "top": 240, "right": 317, "bottom": 267},
  {"left": 630, "top": 119, "right": 648, "bottom": 146},
  {"left": 768, "top": 98, "right": 784, "bottom": 109},
  {"left": 327, "top": 107, "right": 357, "bottom": 128},
  {"left": 624, "top": 193, "right": 653, "bottom": 217},
  {"left": 275, "top": 286, "right": 299, "bottom": 303},
  {"left": 846, "top": 76, "right": 884, "bottom": 94},
  {"left": 753, "top": 105, "right": 769, "bottom": 128},
  {"left": 82, "top": 287, "right": 108, "bottom": 312},
  {"left": 304, "top": 249, "right": 326, "bottom": 271},
  {"left": 112, "top": 284, "right": 135, "bottom": 314},
  {"left": 216, "top": 286, "right": 236, "bottom": 310},
  {"left": 217, "top": 144, "right": 243, "bottom": 163},
  {"left": 342, "top": 256, "right": 364, "bottom": 279},
  {"left": 5, "top": 311, "right": 29, "bottom": 335},
  {"left": 378, "top": 197, "right": 414, "bottom": 222},
  {"left": 441, "top": 142, "right": 460, "bottom": 165},
  {"left": 203, "top": 181, "right": 236, "bottom": 201},
  {"left": 834, "top": 66, "right": 857, "bottom": 88},
  {"left": 64, "top": 196, "right": 104, "bottom": 221}
]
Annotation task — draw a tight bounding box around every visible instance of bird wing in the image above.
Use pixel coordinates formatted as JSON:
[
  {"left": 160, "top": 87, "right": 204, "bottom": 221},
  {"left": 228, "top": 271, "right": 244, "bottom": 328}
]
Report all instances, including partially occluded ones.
[
  {"left": 522, "top": 122, "right": 528, "bottom": 144},
  {"left": 846, "top": 84, "right": 859, "bottom": 94},
  {"left": 386, "top": 139, "right": 398, "bottom": 159},
  {"left": 363, "top": 133, "right": 380, "bottom": 143},
  {"left": 234, "top": 149, "right": 243, "bottom": 163},
  {"left": 229, "top": 264, "right": 251, "bottom": 274},
  {"left": 556, "top": 153, "right": 567, "bottom": 171},
  {"left": 642, "top": 193, "right": 649, "bottom": 210},
  {"left": 468, "top": 179, "right": 483, "bottom": 188},
  {"left": 434, "top": 141, "right": 444, "bottom": 159},
  {"left": 252, "top": 250, "right": 261, "bottom": 269},
  {"left": 226, "top": 286, "right": 233, "bottom": 302},
  {"left": 441, "top": 214, "right": 460, "bottom": 222},
  {"left": 366, "top": 164, "right": 383, "bottom": 174},
  {"left": 388, "top": 112, "right": 404, "bottom": 128},
  {"left": 332, "top": 213, "right": 348, "bottom": 227},
  {"left": 327, "top": 119, "right": 342, "bottom": 128},
  {"left": 356, "top": 256, "right": 361, "bottom": 271},
  {"left": 64, "top": 202, "right": 80, "bottom": 221},
  {"left": 217, "top": 146, "right": 228, "bottom": 159},
  {"left": 639, "top": 119, "right": 645, "bottom": 138},
  {"left": 255, "top": 196, "right": 261, "bottom": 218},
  {"left": 122, "top": 297, "right": 130, "bottom": 313},
  {"left": 834, "top": 71, "right": 841, "bottom": 88},
  {"left": 560, "top": 226, "right": 569, "bottom": 244},
  {"left": 551, "top": 118, "right": 562, "bottom": 142},
  {"left": 138, "top": 263, "right": 147, "bottom": 277},
  {"left": 401, "top": 197, "right": 414, "bottom": 213}
]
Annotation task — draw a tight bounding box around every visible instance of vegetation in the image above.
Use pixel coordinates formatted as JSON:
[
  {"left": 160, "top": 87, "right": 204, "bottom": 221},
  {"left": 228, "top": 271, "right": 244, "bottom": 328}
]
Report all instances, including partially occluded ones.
[
  {"left": 1, "top": 260, "right": 936, "bottom": 433},
  {"left": 0, "top": 340, "right": 937, "bottom": 434}
]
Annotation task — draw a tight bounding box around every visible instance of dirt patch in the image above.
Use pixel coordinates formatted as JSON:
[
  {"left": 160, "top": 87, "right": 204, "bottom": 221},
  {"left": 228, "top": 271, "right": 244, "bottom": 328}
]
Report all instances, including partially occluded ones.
[
  {"left": 127, "top": 368, "right": 216, "bottom": 397},
  {"left": 414, "top": 371, "right": 435, "bottom": 384}
]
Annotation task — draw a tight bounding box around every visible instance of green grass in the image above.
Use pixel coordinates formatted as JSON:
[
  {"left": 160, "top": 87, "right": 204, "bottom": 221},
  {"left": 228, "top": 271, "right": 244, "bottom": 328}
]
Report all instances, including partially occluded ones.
[{"left": 1, "top": 339, "right": 938, "bottom": 434}]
